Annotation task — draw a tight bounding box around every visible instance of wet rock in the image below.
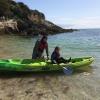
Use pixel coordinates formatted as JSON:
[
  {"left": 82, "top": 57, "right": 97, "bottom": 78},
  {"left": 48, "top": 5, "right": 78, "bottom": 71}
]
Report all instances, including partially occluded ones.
[
  {"left": 7, "top": 93, "right": 14, "bottom": 97},
  {"left": 36, "top": 92, "right": 44, "bottom": 98},
  {"left": 62, "top": 86, "right": 69, "bottom": 93},
  {"left": 27, "top": 79, "right": 37, "bottom": 84},
  {"left": 25, "top": 89, "right": 32, "bottom": 94}
]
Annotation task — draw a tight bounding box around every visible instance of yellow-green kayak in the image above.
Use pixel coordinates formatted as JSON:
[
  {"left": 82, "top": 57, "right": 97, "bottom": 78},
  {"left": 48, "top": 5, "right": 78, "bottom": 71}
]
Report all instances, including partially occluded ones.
[{"left": 0, "top": 57, "right": 94, "bottom": 72}]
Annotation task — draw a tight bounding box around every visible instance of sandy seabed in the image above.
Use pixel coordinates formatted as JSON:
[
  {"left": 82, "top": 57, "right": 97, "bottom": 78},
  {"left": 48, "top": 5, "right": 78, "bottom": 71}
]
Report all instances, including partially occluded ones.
[{"left": 0, "top": 69, "right": 100, "bottom": 100}]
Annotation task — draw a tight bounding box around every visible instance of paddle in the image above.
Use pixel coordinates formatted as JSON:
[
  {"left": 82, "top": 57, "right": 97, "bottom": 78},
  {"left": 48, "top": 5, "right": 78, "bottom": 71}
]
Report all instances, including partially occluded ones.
[
  {"left": 46, "top": 58, "right": 73, "bottom": 75},
  {"left": 63, "top": 67, "right": 73, "bottom": 75}
]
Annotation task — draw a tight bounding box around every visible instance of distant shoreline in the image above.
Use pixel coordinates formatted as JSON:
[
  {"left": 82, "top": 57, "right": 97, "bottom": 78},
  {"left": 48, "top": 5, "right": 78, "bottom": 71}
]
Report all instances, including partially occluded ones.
[{"left": 0, "top": 28, "right": 78, "bottom": 36}]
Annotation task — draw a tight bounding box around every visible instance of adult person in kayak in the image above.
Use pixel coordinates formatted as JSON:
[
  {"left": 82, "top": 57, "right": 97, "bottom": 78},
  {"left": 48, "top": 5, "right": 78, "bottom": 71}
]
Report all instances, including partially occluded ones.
[
  {"left": 32, "top": 34, "right": 42, "bottom": 59},
  {"left": 51, "top": 46, "right": 71, "bottom": 64},
  {"left": 32, "top": 35, "right": 49, "bottom": 59}
]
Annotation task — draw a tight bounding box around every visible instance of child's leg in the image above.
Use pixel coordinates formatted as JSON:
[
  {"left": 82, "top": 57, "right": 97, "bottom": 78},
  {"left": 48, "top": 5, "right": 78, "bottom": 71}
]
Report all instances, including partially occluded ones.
[{"left": 57, "top": 57, "right": 67, "bottom": 63}]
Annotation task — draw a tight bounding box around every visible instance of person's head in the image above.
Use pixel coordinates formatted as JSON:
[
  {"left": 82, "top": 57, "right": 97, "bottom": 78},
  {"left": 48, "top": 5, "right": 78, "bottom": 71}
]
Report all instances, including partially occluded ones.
[
  {"left": 41, "top": 36, "right": 48, "bottom": 42},
  {"left": 54, "top": 46, "right": 60, "bottom": 53},
  {"left": 38, "top": 34, "right": 43, "bottom": 40}
]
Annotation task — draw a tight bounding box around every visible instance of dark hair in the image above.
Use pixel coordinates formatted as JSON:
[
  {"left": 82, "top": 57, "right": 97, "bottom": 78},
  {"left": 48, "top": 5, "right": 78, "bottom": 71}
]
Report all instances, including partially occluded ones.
[
  {"left": 55, "top": 46, "right": 60, "bottom": 51},
  {"left": 42, "top": 36, "right": 47, "bottom": 40},
  {"left": 40, "top": 36, "right": 48, "bottom": 43}
]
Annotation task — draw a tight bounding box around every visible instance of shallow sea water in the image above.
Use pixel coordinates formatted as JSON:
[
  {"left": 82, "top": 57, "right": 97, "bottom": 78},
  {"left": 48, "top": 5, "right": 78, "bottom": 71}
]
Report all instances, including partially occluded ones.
[{"left": 0, "top": 29, "right": 100, "bottom": 100}]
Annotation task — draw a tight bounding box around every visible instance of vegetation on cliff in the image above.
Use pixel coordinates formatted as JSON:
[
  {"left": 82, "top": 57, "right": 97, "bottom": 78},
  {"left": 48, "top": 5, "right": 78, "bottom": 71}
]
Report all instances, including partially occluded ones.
[{"left": 0, "top": 0, "right": 77, "bottom": 36}]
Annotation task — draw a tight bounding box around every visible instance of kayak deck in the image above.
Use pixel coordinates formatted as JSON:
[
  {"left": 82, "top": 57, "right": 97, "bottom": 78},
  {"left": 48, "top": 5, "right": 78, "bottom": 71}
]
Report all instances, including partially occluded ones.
[{"left": 0, "top": 57, "right": 94, "bottom": 72}]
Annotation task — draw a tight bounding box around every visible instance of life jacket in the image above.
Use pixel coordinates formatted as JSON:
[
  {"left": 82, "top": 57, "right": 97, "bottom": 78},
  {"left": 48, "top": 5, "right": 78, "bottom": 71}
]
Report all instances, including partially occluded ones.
[
  {"left": 51, "top": 51, "right": 60, "bottom": 61},
  {"left": 38, "top": 41, "right": 48, "bottom": 52}
]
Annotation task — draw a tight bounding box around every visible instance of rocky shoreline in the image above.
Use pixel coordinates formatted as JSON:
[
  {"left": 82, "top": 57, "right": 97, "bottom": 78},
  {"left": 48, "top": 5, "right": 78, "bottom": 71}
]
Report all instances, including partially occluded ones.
[{"left": 0, "top": 0, "right": 77, "bottom": 36}]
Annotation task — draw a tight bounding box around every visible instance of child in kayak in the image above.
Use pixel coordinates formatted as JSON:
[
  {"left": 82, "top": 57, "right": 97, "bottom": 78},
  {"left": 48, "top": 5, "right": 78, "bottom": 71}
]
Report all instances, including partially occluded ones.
[{"left": 51, "top": 46, "right": 71, "bottom": 64}]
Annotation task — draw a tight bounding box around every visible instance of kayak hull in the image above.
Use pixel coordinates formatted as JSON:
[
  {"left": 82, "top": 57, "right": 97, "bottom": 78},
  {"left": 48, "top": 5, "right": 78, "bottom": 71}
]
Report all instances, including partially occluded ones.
[{"left": 0, "top": 57, "right": 94, "bottom": 72}]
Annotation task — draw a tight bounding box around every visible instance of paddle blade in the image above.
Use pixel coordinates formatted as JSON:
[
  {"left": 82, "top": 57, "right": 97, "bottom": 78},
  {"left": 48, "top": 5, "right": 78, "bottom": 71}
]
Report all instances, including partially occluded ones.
[{"left": 63, "top": 67, "right": 73, "bottom": 75}]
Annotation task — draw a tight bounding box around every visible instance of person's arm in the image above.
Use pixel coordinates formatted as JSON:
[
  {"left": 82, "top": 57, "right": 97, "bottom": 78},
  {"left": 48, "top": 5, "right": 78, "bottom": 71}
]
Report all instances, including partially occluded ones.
[
  {"left": 46, "top": 44, "right": 49, "bottom": 59},
  {"left": 51, "top": 53, "right": 57, "bottom": 64},
  {"left": 33, "top": 40, "right": 39, "bottom": 53}
]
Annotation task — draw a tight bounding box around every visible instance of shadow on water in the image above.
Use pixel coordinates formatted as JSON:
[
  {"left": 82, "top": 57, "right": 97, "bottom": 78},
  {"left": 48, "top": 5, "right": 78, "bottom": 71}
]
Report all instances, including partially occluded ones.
[
  {"left": 73, "top": 66, "right": 93, "bottom": 75},
  {"left": 0, "top": 66, "right": 93, "bottom": 79},
  {"left": 0, "top": 71, "right": 65, "bottom": 79}
]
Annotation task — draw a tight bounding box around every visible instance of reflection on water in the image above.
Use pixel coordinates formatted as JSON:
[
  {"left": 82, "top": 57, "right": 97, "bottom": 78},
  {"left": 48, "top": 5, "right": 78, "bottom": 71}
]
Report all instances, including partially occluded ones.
[{"left": 0, "top": 29, "right": 100, "bottom": 99}]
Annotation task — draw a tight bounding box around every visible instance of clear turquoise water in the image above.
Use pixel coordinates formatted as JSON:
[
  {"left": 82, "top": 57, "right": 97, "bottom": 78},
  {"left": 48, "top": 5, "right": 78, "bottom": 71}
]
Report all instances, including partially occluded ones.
[
  {"left": 1, "top": 29, "right": 100, "bottom": 65},
  {"left": 0, "top": 29, "right": 100, "bottom": 99},
  {"left": 49, "top": 29, "right": 100, "bottom": 66}
]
